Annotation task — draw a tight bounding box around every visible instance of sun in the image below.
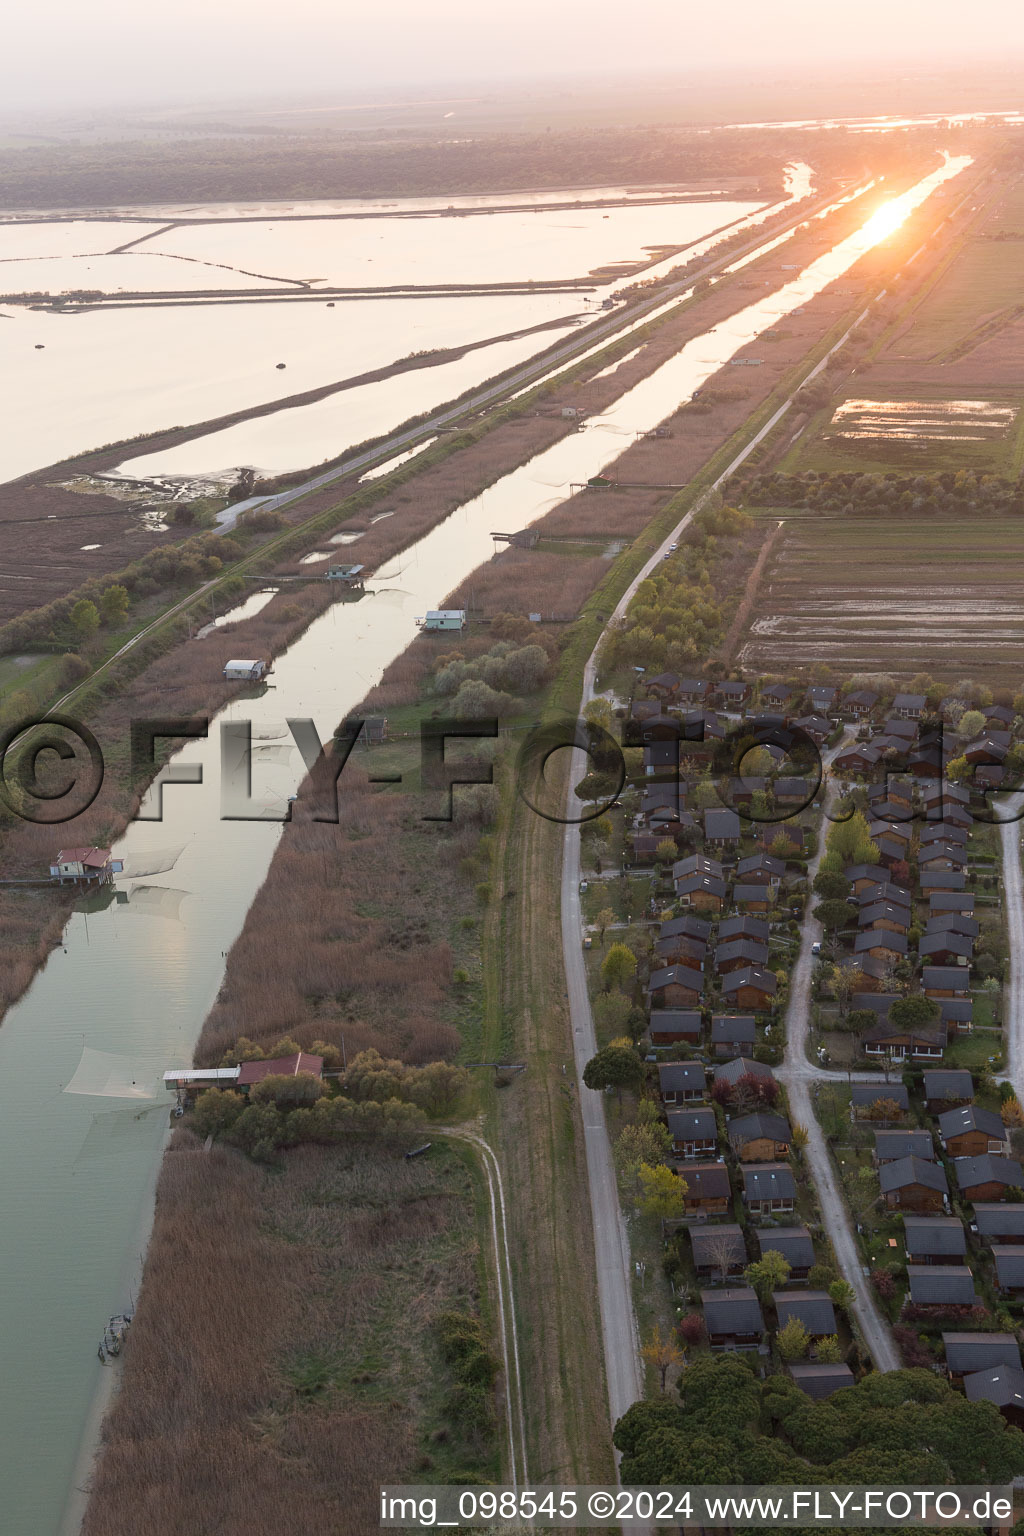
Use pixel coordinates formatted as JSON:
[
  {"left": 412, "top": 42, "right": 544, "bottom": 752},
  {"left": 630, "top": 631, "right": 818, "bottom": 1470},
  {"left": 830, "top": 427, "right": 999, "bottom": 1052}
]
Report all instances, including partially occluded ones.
[{"left": 860, "top": 198, "right": 911, "bottom": 246}]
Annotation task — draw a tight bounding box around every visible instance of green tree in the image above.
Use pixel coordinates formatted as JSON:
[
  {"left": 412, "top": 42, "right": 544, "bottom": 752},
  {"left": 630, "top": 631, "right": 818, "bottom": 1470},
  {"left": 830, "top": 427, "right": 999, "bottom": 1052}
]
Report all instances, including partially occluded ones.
[
  {"left": 189, "top": 1087, "right": 245, "bottom": 1140},
  {"left": 744, "top": 1250, "right": 790, "bottom": 1302},
  {"left": 100, "top": 584, "right": 130, "bottom": 625},
  {"left": 655, "top": 838, "right": 678, "bottom": 865},
  {"left": 828, "top": 1280, "right": 855, "bottom": 1312},
  {"left": 637, "top": 1162, "right": 686, "bottom": 1220},
  {"left": 958, "top": 709, "right": 985, "bottom": 739},
  {"left": 602, "top": 941, "right": 637, "bottom": 993},
  {"left": 583, "top": 1044, "right": 644, "bottom": 1102},
  {"left": 614, "top": 1120, "right": 672, "bottom": 1184},
  {"left": 814, "top": 899, "right": 857, "bottom": 934},
  {"left": 815, "top": 1334, "right": 844, "bottom": 1364},
  {"left": 813, "top": 870, "right": 852, "bottom": 902},
  {"left": 777, "top": 1317, "right": 810, "bottom": 1362},
  {"left": 251, "top": 1071, "right": 326, "bottom": 1110},
  {"left": 822, "top": 809, "right": 879, "bottom": 870},
  {"left": 70, "top": 598, "right": 100, "bottom": 640},
  {"left": 888, "top": 995, "right": 941, "bottom": 1032}
]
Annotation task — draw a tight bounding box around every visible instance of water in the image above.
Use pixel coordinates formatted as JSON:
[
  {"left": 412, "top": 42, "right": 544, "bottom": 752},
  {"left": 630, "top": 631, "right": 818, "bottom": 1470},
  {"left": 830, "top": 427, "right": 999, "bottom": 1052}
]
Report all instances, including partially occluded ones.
[{"left": 0, "top": 153, "right": 970, "bottom": 1535}]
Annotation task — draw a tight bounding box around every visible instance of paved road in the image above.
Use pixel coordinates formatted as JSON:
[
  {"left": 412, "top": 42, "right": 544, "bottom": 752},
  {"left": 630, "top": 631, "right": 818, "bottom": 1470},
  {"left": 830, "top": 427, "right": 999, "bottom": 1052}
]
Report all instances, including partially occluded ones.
[
  {"left": 1001, "top": 808, "right": 1024, "bottom": 1102},
  {"left": 777, "top": 744, "right": 900, "bottom": 1373}
]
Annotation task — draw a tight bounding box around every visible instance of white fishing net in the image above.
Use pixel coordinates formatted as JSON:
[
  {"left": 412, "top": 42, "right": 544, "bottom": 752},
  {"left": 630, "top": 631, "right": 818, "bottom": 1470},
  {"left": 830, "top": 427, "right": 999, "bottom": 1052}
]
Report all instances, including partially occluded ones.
[{"left": 63, "top": 1046, "right": 166, "bottom": 1100}]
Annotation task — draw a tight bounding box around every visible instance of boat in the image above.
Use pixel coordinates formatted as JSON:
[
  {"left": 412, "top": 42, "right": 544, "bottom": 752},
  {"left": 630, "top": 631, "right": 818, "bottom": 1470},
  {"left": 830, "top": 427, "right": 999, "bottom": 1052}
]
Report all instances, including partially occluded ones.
[{"left": 97, "top": 1312, "right": 133, "bottom": 1364}]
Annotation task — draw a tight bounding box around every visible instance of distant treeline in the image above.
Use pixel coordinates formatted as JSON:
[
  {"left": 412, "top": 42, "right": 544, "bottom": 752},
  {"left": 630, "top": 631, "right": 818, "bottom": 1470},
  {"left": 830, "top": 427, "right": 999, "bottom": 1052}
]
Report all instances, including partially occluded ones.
[
  {"left": 0, "top": 126, "right": 892, "bottom": 209},
  {"left": 736, "top": 468, "right": 1024, "bottom": 516}
]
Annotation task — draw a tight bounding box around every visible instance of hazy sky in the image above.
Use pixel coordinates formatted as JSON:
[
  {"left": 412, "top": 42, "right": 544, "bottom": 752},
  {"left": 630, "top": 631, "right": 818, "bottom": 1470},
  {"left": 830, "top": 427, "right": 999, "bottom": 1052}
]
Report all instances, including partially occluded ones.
[{"left": 6, "top": 0, "right": 1024, "bottom": 113}]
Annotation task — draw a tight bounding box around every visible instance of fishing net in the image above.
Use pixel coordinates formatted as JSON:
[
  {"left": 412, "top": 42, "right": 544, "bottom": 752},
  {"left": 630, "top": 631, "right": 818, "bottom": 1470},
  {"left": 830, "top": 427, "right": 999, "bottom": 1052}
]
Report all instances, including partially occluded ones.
[{"left": 63, "top": 1046, "right": 167, "bottom": 1100}]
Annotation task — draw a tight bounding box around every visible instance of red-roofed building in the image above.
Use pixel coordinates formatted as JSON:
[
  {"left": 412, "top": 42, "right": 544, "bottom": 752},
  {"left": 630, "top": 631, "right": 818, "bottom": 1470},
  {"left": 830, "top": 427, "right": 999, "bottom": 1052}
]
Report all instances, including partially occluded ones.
[
  {"left": 49, "top": 847, "right": 123, "bottom": 885},
  {"left": 237, "top": 1052, "right": 324, "bottom": 1089}
]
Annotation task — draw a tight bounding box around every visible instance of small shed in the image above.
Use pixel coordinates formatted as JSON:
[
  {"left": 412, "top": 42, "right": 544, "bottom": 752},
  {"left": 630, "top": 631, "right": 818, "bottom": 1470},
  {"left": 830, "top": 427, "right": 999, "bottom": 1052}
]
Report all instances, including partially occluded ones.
[
  {"left": 50, "top": 847, "right": 123, "bottom": 885},
  {"left": 223, "top": 659, "right": 267, "bottom": 681},
  {"left": 418, "top": 610, "right": 466, "bottom": 632}
]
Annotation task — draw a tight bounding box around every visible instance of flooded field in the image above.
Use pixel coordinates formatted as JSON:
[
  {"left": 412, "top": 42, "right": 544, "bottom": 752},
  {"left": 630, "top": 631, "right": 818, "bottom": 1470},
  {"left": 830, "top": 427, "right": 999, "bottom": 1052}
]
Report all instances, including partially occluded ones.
[
  {"left": 828, "top": 396, "right": 1018, "bottom": 440},
  {"left": 739, "top": 516, "right": 1024, "bottom": 681}
]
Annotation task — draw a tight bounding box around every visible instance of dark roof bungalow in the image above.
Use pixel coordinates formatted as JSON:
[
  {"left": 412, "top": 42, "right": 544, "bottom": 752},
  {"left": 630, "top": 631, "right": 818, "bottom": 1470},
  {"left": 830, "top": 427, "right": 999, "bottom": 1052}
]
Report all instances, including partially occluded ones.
[
  {"left": 789, "top": 1363, "right": 856, "bottom": 1399},
  {"left": 993, "top": 1247, "right": 1024, "bottom": 1296},
  {"left": 774, "top": 1290, "right": 837, "bottom": 1338},
  {"left": 903, "top": 1215, "right": 967, "bottom": 1264},
  {"left": 690, "top": 1223, "right": 747, "bottom": 1279},
  {"left": 963, "top": 1365, "right": 1024, "bottom": 1428},
  {"left": 974, "top": 1204, "right": 1024, "bottom": 1244},
  {"left": 944, "top": 1332, "right": 1022, "bottom": 1380},
  {"left": 954, "top": 1155, "right": 1024, "bottom": 1203},
  {"left": 649, "top": 1009, "right": 703, "bottom": 1045},
  {"left": 755, "top": 1225, "right": 814, "bottom": 1279},
  {"left": 906, "top": 1265, "right": 978, "bottom": 1309},
  {"left": 879, "top": 1156, "right": 948, "bottom": 1211},
  {"left": 701, "top": 1287, "right": 765, "bottom": 1350}
]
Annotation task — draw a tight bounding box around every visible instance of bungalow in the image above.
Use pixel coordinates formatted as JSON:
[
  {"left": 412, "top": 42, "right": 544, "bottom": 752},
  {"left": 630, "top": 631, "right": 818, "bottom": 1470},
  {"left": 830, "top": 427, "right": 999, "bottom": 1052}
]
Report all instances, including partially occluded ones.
[
  {"left": 679, "top": 1160, "right": 732, "bottom": 1215},
  {"left": 49, "top": 846, "right": 124, "bottom": 885},
  {"left": 675, "top": 873, "right": 727, "bottom": 911},
  {"left": 920, "top": 821, "right": 969, "bottom": 848},
  {"left": 964, "top": 733, "right": 1010, "bottom": 766},
  {"left": 793, "top": 713, "right": 831, "bottom": 746},
  {"left": 774, "top": 776, "right": 813, "bottom": 807},
  {"left": 876, "top": 836, "right": 912, "bottom": 869},
  {"left": 755, "top": 1225, "right": 814, "bottom": 1280},
  {"left": 906, "top": 1266, "right": 978, "bottom": 1310},
  {"left": 661, "top": 913, "right": 712, "bottom": 944},
  {"left": 649, "top": 1010, "right": 703, "bottom": 1046},
  {"left": 879, "top": 1155, "right": 949, "bottom": 1212},
  {"left": 743, "top": 1163, "right": 796, "bottom": 1215},
  {"left": 983, "top": 704, "right": 1015, "bottom": 728},
  {"left": 920, "top": 872, "right": 967, "bottom": 896},
  {"left": 657, "top": 1061, "right": 707, "bottom": 1105},
  {"left": 939, "top": 1106, "right": 1008, "bottom": 1159},
  {"left": 648, "top": 965, "right": 703, "bottom": 1009},
  {"left": 937, "top": 997, "right": 974, "bottom": 1035},
  {"left": 863, "top": 1021, "right": 947, "bottom": 1062},
  {"left": 923, "top": 966, "right": 970, "bottom": 1000},
  {"left": 834, "top": 742, "right": 882, "bottom": 777},
  {"left": 729, "top": 775, "right": 768, "bottom": 808},
  {"left": 867, "top": 818, "right": 912, "bottom": 848},
  {"left": 690, "top": 1224, "right": 747, "bottom": 1280},
  {"left": 926, "top": 911, "right": 979, "bottom": 940},
  {"left": 846, "top": 864, "right": 888, "bottom": 895},
  {"left": 715, "top": 1056, "right": 776, "bottom": 1090},
  {"left": 929, "top": 892, "right": 975, "bottom": 919},
  {"left": 702, "top": 1287, "right": 765, "bottom": 1350},
  {"left": 954, "top": 1155, "right": 1024, "bottom": 1203},
  {"left": 645, "top": 671, "right": 681, "bottom": 701},
  {"left": 944, "top": 1332, "right": 1022, "bottom": 1382},
  {"left": 857, "top": 882, "right": 912, "bottom": 912},
  {"left": 677, "top": 678, "right": 710, "bottom": 707},
  {"left": 893, "top": 693, "right": 926, "bottom": 720},
  {"left": 903, "top": 1215, "right": 967, "bottom": 1265},
  {"left": 643, "top": 739, "right": 680, "bottom": 775},
  {"left": 789, "top": 1363, "right": 856, "bottom": 1400},
  {"left": 843, "top": 688, "right": 879, "bottom": 718},
  {"left": 807, "top": 684, "right": 838, "bottom": 715},
  {"left": 673, "top": 852, "right": 724, "bottom": 882},
  {"left": 881, "top": 718, "right": 919, "bottom": 743},
  {"left": 655, "top": 932, "right": 707, "bottom": 968},
  {"left": 721, "top": 966, "right": 778, "bottom": 1011},
  {"left": 732, "top": 883, "right": 774, "bottom": 913},
  {"left": 237, "top": 1051, "right": 324, "bottom": 1090},
  {"left": 705, "top": 808, "right": 742, "bottom": 848},
  {"left": 711, "top": 1014, "right": 756, "bottom": 1058},
  {"left": 760, "top": 683, "right": 796, "bottom": 711},
  {"left": 667, "top": 1107, "right": 719, "bottom": 1159},
  {"left": 736, "top": 853, "right": 785, "bottom": 888},
  {"left": 919, "top": 931, "right": 973, "bottom": 967},
  {"left": 728, "top": 1111, "right": 791, "bottom": 1162},
  {"left": 923, "top": 1069, "right": 974, "bottom": 1112},
  {"left": 846, "top": 954, "right": 892, "bottom": 993},
  {"left": 975, "top": 1204, "right": 1024, "bottom": 1244},
  {"left": 713, "top": 679, "right": 752, "bottom": 710},
  {"left": 854, "top": 929, "right": 908, "bottom": 963},
  {"left": 719, "top": 914, "right": 770, "bottom": 946},
  {"left": 993, "top": 1247, "right": 1024, "bottom": 1296},
  {"left": 851, "top": 1082, "right": 910, "bottom": 1118},
  {"left": 963, "top": 1365, "right": 1024, "bottom": 1429},
  {"left": 873, "top": 1130, "right": 935, "bottom": 1165},
  {"left": 920, "top": 845, "right": 968, "bottom": 875},
  {"left": 715, "top": 938, "right": 770, "bottom": 975},
  {"left": 858, "top": 902, "right": 910, "bottom": 935},
  {"left": 774, "top": 1290, "right": 837, "bottom": 1339}
]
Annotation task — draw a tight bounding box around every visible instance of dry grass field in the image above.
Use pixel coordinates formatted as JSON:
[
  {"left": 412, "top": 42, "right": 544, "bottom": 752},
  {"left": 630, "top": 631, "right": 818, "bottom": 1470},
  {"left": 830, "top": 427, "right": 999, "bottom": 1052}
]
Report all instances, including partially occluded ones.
[
  {"left": 738, "top": 514, "right": 1024, "bottom": 684},
  {"left": 81, "top": 1137, "right": 490, "bottom": 1536}
]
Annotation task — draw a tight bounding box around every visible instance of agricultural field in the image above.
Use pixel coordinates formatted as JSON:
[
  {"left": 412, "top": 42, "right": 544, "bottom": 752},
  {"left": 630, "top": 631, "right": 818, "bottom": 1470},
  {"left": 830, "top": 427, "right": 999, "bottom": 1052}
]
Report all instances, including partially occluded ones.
[
  {"left": 737, "top": 515, "right": 1024, "bottom": 683},
  {"left": 783, "top": 388, "right": 1024, "bottom": 477}
]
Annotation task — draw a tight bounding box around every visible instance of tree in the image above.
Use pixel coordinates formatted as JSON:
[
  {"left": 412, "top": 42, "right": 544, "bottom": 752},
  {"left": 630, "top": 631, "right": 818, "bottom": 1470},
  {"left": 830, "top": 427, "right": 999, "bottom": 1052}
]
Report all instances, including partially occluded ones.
[
  {"left": 777, "top": 1317, "right": 810, "bottom": 1361},
  {"left": 889, "top": 994, "right": 941, "bottom": 1032},
  {"left": 602, "top": 942, "right": 637, "bottom": 993},
  {"left": 678, "top": 1312, "right": 705, "bottom": 1345},
  {"left": 1002, "top": 1098, "right": 1024, "bottom": 1128},
  {"left": 790, "top": 1123, "right": 809, "bottom": 1154},
  {"left": 594, "top": 907, "right": 616, "bottom": 944},
  {"left": 100, "top": 584, "right": 130, "bottom": 625},
  {"left": 70, "top": 598, "right": 99, "bottom": 640},
  {"left": 822, "top": 809, "right": 879, "bottom": 870},
  {"left": 958, "top": 709, "right": 985, "bottom": 740},
  {"left": 700, "top": 1227, "right": 743, "bottom": 1284},
  {"left": 744, "top": 1250, "right": 790, "bottom": 1302},
  {"left": 583, "top": 1045, "right": 644, "bottom": 1102},
  {"left": 451, "top": 679, "right": 517, "bottom": 719},
  {"left": 614, "top": 1120, "right": 672, "bottom": 1183},
  {"left": 830, "top": 964, "right": 857, "bottom": 1015},
  {"left": 815, "top": 1334, "right": 844, "bottom": 1364},
  {"left": 637, "top": 1163, "right": 686, "bottom": 1220},
  {"left": 583, "top": 696, "right": 613, "bottom": 732},
  {"left": 813, "top": 870, "right": 851, "bottom": 902},
  {"left": 251, "top": 1071, "right": 326, "bottom": 1110},
  {"left": 655, "top": 838, "right": 678, "bottom": 865},
  {"left": 814, "top": 899, "right": 857, "bottom": 934},
  {"left": 864, "top": 1096, "right": 904, "bottom": 1124},
  {"left": 828, "top": 1280, "right": 855, "bottom": 1312},
  {"left": 642, "top": 1323, "right": 685, "bottom": 1392},
  {"left": 189, "top": 1087, "right": 245, "bottom": 1140}
]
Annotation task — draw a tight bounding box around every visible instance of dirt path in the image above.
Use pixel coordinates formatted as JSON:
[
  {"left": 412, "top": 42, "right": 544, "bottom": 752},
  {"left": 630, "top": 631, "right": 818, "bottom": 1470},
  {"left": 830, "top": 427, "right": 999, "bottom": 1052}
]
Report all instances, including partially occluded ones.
[
  {"left": 1000, "top": 806, "right": 1024, "bottom": 1102},
  {"left": 718, "top": 516, "right": 785, "bottom": 667}
]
